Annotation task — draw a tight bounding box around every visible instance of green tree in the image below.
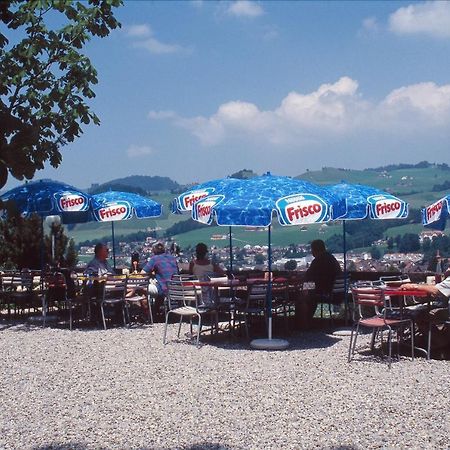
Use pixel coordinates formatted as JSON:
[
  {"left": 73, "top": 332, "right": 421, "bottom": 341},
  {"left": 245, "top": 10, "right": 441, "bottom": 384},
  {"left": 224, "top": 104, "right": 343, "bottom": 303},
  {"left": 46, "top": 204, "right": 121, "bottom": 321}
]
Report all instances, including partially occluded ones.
[
  {"left": 284, "top": 259, "right": 297, "bottom": 271},
  {"left": 370, "top": 245, "right": 382, "bottom": 260},
  {"left": 0, "top": 0, "right": 121, "bottom": 189}
]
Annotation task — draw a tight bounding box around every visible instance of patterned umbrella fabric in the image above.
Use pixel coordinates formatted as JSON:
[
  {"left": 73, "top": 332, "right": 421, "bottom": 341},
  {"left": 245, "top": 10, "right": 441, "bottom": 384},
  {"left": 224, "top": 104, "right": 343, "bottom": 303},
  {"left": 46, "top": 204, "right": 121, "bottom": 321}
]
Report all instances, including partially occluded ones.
[
  {"left": 92, "top": 191, "right": 162, "bottom": 268},
  {"left": 422, "top": 195, "right": 450, "bottom": 231},
  {"left": 0, "top": 179, "right": 93, "bottom": 224},
  {"left": 326, "top": 182, "right": 408, "bottom": 221},
  {"left": 192, "top": 173, "right": 347, "bottom": 226}
]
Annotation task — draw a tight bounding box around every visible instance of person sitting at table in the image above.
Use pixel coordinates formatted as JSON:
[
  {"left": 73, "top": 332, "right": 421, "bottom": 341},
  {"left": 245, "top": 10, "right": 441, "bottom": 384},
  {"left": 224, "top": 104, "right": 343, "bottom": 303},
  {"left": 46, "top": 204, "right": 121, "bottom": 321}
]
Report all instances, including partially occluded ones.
[
  {"left": 303, "top": 239, "right": 342, "bottom": 319},
  {"left": 189, "top": 242, "right": 225, "bottom": 280},
  {"left": 141, "top": 242, "right": 179, "bottom": 318},
  {"left": 130, "top": 252, "right": 142, "bottom": 274},
  {"left": 86, "top": 243, "right": 113, "bottom": 276},
  {"left": 400, "top": 278, "right": 450, "bottom": 349}
]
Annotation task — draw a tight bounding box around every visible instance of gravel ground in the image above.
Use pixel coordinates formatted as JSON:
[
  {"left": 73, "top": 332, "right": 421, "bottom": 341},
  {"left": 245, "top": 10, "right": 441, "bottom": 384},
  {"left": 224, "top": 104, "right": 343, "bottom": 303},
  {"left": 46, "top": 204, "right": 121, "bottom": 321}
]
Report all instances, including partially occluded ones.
[{"left": 0, "top": 320, "right": 449, "bottom": 450}]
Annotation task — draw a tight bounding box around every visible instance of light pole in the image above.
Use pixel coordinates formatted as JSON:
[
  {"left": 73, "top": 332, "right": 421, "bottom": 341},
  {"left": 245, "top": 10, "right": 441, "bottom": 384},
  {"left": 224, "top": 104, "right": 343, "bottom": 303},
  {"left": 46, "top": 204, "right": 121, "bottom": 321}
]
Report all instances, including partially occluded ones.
[{"left": 44, "top": 215, "right": 61, "bottom": 266}]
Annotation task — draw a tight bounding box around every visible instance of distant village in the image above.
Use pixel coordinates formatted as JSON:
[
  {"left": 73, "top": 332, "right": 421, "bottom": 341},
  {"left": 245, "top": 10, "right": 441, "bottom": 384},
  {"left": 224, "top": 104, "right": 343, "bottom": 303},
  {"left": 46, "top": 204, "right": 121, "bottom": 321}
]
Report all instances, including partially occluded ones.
[{"left": 77, "top": 228, "right": 445, "bottom": 274}]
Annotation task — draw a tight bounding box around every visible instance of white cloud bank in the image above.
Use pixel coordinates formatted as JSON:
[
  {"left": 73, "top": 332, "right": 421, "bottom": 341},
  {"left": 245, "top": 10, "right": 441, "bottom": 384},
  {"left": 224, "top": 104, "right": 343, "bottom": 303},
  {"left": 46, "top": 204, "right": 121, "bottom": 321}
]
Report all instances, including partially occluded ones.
[
  {"left": 148, "top": 77, "right": 450, "bottom": 146},
  {"left": 125, "top": 24, "right": 186, "bottom": 55},
  {"left": 226, "top": 1, "right": 264, "bottom": 18},
  {"left": 389, "top": 1, "right": 450, "bottom": 38}
]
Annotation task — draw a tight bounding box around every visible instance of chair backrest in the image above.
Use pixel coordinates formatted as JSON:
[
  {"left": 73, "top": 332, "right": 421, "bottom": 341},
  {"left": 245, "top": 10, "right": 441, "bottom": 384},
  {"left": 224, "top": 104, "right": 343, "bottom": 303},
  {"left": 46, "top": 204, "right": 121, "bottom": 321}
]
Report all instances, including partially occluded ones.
[
  {"left": 126, "top": 275, "right": 150, "bottom": 291},
  {"left": 332, "top": 275, "right": 350, "bottom": 294},
  {"left": 351, "top": 287, "right": 385, "bottom": 319},
  {"left": 102, "top": 275, "right": 126, "bottom": 300},
  {"left": 166, "top": 279, "right": 201, "bottom": 310},
  {"left": 44, "top": 272, "right": 67, "bottom": 302},
  {"left": 246, "top": 282, "right": 269, "bottom": 310}
]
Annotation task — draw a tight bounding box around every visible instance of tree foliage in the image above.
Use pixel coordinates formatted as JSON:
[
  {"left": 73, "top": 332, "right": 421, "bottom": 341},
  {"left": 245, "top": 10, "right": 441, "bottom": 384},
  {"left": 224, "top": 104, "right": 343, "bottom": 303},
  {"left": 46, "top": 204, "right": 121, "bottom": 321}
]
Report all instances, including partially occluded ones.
[
  {"left": 0, "top": 214, "right": 77, "bottom": 269},
  {"left": 0, "top": 0, "right": 121, "bottom": 188}
]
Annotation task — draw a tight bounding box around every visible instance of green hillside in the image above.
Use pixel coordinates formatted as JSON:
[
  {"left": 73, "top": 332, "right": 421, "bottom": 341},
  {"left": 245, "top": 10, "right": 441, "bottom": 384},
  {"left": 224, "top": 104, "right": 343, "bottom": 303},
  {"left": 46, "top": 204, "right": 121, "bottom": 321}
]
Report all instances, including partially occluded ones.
[{"left": 66, "top": 163, "right": 450, "bottom": 248}]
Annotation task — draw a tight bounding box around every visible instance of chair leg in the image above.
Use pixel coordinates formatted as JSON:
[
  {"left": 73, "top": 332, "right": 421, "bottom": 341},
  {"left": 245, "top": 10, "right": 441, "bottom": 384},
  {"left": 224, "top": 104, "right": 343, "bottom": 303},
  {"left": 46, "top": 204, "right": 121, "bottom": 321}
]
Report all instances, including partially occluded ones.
[
  {"left": 348, "top": 324, "right": 356, "bottom": 362},
  {"left": 69, "top": 302, "right": 73, "bottom": 331},
  {"left": 427, "top": 321, "right": 432, "bottom": 360},
  {"left": 121, "top": 304, "right": 127, "bottom": 327},
  {"left": 101, "top": 303, "right": 107, "bottom": 330},
  {"left": 163, "top": 311, "right": 171, "bottom": 344},
  {"left": 387, "top": 326, "right": 393, "bottom": 369},
  {"left": 410, "top": 321, "right": 415, "bottom": 361},
  {"left": 177, "top": 316, "right": 183, "bottom": 338},
  {"left": 351, "top": 322, "right": 360, "bottom": 358},
  {"left": 197, "top": 314, "right": 202, "bottom": 348},
  {"left": 147, "top": 297, "right": 153, "bottom": 325}
]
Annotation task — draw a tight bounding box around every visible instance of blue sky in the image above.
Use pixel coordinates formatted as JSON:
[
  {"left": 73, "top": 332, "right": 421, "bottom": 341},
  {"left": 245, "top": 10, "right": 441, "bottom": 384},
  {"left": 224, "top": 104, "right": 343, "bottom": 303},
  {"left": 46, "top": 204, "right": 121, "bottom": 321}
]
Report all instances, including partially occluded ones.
[{"left": 5, "top": 0, "right": 450, "bottom": 190}]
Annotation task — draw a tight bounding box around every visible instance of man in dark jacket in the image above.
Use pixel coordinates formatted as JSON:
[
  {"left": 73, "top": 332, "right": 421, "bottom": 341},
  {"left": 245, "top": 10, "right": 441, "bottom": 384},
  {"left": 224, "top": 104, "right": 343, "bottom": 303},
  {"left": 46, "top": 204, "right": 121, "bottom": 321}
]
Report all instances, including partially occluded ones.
[{"left": 303, "top": 239, "right": 342, "bottom": 321}]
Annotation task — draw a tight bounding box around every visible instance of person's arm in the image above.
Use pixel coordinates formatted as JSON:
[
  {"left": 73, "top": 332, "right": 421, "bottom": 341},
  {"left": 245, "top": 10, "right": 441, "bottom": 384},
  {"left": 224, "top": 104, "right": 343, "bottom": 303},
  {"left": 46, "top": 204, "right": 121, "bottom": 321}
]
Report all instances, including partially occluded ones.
[
  {"left": 400, "top": 283, "right": 439, "bottom": 296},
  {"left": 303, "top": 259, "right": 317, "bottom": 282},
  {"left": 213, "top": 263, "right": 225, "bottom": 276},
  {"left": 141, "top": 258, "right": 155, "bottom": 275},
  {"left": 188, "top": 260, "right": 194, "bottom": 275}
]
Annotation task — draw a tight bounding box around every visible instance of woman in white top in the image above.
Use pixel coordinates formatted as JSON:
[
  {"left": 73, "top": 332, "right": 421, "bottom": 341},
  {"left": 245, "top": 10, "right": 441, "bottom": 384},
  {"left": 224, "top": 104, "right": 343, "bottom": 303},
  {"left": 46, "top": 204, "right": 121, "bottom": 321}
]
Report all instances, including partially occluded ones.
[{"left": 189, "top": 243, "right": 225, "bottom": 279}]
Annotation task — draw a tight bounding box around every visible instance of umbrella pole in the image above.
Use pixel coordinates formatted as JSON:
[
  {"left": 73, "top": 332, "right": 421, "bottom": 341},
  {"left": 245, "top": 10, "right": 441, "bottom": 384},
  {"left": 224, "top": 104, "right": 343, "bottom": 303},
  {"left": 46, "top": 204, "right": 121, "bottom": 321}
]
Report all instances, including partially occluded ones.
[
  {"left": 229, "top": 226, "right": 233, "bottom": 275},
  {"left": 111, "top": 221, "right": 116, "bottom": 270},
  {"left": 268, "top": 224, "right": 273, "bottom": 340},
  {"left": 343, "top": 220, "right": 348, "bottom": 325}
]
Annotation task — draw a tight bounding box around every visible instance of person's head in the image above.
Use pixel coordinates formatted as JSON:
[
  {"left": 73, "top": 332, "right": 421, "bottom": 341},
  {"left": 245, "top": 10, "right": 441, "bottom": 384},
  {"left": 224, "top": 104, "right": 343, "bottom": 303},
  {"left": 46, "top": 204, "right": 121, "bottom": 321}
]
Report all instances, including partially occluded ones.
[
  {"left": 152, "top": 242, "right": 166, "bottom": 255},
  {"left": 131, "top": 252, "right": 140, "bottom": 263},
  {"left": 310, "top": 239, "right": 326, "bottom": 258},
  {"left": 94, "top": 243, "right": 109, "bottom": 261},
  {"left": 195, "top": 242, "right": 208, "bottom": 260}
]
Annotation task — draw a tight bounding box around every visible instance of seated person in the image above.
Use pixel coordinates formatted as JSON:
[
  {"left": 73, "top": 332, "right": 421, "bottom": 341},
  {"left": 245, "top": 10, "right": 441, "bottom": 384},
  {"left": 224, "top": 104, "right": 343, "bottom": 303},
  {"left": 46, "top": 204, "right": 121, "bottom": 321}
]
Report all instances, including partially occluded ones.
[
  {"left": 303, "top": 239, "right": 342, "bottom": 318},
  {"left": 130, "top": 252, "right": 142, "bottom": 274},
  {"left": 400, "top": 278, "right": 450, "bottom": 348},
  {"left": 189, "top": 242, "right": 225, "bottom": 280},
  {"left": 85, "top": 243, "right": 113, "bottom": 276},
  {"left": 141, "top": 243, "right": 179, "bottom": 315}
]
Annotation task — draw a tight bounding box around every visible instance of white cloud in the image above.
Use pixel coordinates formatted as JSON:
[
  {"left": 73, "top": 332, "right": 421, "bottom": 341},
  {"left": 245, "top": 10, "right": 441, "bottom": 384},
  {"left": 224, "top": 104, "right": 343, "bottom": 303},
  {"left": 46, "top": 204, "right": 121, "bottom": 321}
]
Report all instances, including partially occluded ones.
[
  {"left": 389, "top": 1, "right": 450, "bottom": 38},
  {"left": 227, "top": 1, "right": 264, "bottom": 18},
  {"left": 126, "top": 145, "right": 154, "bottom": 158},
  {"left": 190, "top": 0, "right": 203, "bottom": 8},
  {"left": 125, "top": 24, "right": 152, "bottom": 38},
  {"left": 149, "top": 77, "right": 450, "bottom": 146},
  {"left": 125, "top": 23, "right": 187, "bottom": 55}
]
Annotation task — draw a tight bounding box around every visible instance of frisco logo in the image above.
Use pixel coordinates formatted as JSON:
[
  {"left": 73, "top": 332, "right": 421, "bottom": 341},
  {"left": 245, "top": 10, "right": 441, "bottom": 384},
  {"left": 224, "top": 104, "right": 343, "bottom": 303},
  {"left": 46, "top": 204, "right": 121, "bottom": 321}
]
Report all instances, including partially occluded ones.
[
  {"left": 368, "top": 195, "right": 406, "bottom": 219},
  {"left": 425, "top": 199, "right": 443, "bottom": 224},
  {"left": 194, "top": 195, "right": 224, "bottom": 225},
  {"left": 276, "top": 194, "right": 327, "bottom": 225},
  {"left": 96, "top": 201, "right": 131, "bottom": 222},
  {"left": 58, "top": 192, "right": 88, "bottom": 212},
  {"left": 180, "top": 187, "right": 215, "bottom": 211}
]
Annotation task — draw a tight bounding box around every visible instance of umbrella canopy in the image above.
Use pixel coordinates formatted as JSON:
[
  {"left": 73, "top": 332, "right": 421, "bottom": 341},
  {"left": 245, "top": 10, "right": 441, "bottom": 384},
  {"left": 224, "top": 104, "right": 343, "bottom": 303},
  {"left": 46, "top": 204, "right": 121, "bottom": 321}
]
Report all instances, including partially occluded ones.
[
  {"left": 326, "top": 182, "right": 408, "bottom": 221},
  {"left": 0, "top": 179, "right": 93, "bottom": 224},
  {"left": 193, "top": 173, "right": 347, "bottom": 226},
  {"left": 171, "top": 177, "right": 241, "bottom": 214},
  {"left": 92, "top": 191, "right": 162, "bottom": 268},
  {"left": 92, "top": 191, "right": 162, "bottom": 222},
  {"left": 422, "top": 196, "right": 450, "bottom": 230}
]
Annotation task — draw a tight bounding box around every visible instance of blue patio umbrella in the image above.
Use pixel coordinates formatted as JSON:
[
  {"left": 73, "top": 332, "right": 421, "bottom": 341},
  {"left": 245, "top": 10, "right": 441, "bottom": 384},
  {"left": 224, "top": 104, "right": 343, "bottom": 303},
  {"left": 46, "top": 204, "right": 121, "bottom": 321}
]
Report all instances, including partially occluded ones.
[
  {"left": 191, "top": 173, "right": 347, "bottom": 349},
  {"left": 421, "top": 195, "right": 450, "bottom": 230},
  {"left": 92, "top": 191, "right": 162, "bottom": 268},
  {"left": 1, "top": 179, "right": 95, "bottom": 268},
  {"left": 171, "top": 177, "right": 242, "bottom": 273},
  {"left": 325, "top": 183, "right": 409, "bottom": 317},
  {"left": 0, "top": 179, "right": 93, "bottom": 223}
]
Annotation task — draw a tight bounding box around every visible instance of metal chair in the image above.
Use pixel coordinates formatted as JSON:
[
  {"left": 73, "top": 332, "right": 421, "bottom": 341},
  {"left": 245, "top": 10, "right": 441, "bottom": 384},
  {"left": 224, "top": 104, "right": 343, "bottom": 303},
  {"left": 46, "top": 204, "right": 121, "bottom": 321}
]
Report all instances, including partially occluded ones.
[
  {"left": 319, "top": 275, "right": 350, "bottom": 322},
  {"left": 240, "top": 282, "right": 269, "bottom": 338},
  {"left": 124, "top": 275, "right": 153, "bottom": 325},
  {"left": 349, "top": 287, "right": 415, "bottom": 368},
  {"left": 163, "top": 279, "right": 217, "bottom": 347},
  {"left": 98, "top": 275, "right": 127, "bottom": 330}
]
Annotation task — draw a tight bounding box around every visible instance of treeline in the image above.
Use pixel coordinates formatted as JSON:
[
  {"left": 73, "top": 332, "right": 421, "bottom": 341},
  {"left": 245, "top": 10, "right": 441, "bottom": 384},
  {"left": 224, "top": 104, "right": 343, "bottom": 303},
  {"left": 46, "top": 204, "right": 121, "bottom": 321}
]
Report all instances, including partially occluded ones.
[
  {"left": 432, "top": 180, "right": 450, "bottom": 192},
  {"left": 164, "top": 218, "right": 212, "bottom": 237},
  {"left": 366, "top": 161, "right": 450, "bottom": 172},
  {"left": 78, "top": 230, "right": 156, "bottom": 248},
  {"left": 89, "top": 183, "right": 148, "bottom": 196}
]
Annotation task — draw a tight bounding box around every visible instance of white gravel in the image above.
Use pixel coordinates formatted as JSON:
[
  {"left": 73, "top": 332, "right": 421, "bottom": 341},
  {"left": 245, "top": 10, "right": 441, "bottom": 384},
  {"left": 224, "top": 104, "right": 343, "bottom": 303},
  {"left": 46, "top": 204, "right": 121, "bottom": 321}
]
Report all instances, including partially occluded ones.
[{"left": 0, "top": 321, "right": 449, "bottom": 450}]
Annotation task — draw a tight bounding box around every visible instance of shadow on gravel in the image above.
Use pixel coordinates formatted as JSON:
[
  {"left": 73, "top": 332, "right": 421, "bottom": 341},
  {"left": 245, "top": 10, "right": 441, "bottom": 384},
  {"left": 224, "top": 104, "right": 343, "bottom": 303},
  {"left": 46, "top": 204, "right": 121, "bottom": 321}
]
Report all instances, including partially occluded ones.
[{"left": 34, "top": 443, "right": 88, "bottom": 450}]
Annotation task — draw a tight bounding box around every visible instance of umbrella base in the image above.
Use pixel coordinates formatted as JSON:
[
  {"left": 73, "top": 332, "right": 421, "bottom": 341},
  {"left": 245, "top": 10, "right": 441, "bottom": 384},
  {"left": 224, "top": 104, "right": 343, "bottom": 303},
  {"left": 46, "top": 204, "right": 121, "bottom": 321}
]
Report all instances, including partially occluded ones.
[{"left": 250, "top": 338, "right": 289, "bottom": 350}]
